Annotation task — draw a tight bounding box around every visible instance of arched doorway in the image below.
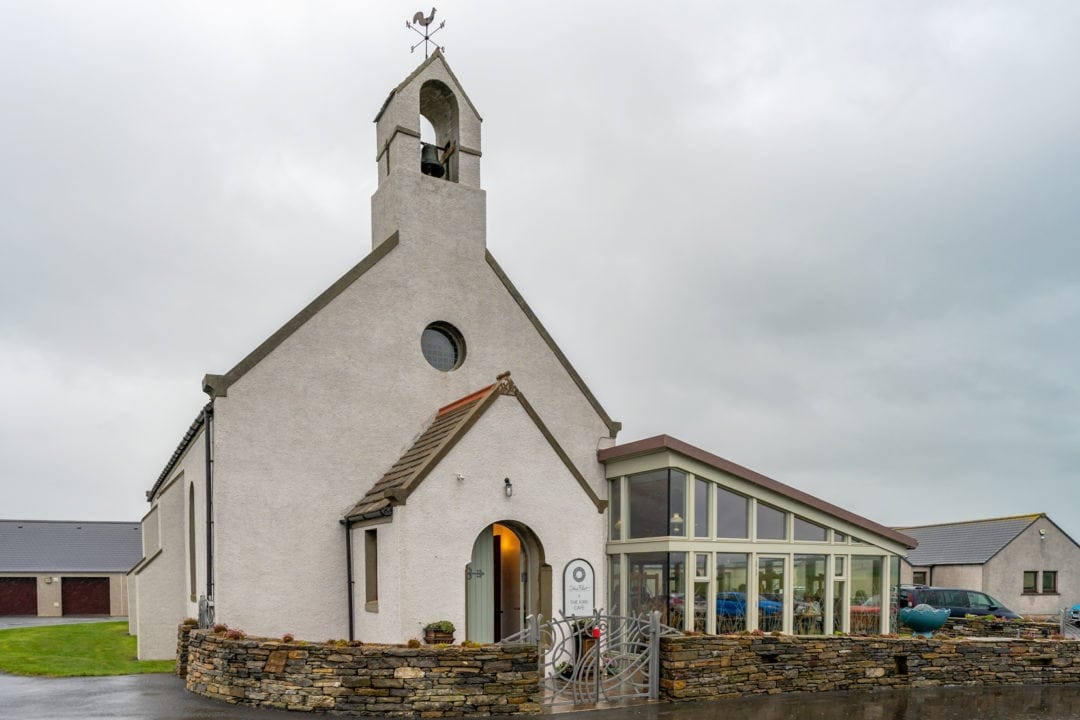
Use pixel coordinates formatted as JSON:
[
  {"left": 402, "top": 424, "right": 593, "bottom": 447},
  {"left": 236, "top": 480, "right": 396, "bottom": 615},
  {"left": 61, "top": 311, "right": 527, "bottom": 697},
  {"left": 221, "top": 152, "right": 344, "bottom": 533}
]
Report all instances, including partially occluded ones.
[{"left": 466, "top": 522, "right": 549, "bottom": 642}]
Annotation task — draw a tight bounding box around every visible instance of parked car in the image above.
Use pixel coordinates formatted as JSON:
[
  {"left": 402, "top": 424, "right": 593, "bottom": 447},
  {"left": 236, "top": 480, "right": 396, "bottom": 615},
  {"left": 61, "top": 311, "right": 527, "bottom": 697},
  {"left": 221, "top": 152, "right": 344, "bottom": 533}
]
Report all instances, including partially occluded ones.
[
  {"left": 899, "top": 585, "right": 1021, "bottom": 619},
  {"left": 1067, "top": 603, "right": 1080, "bottom": 626},
  {"left": 716, "top": 591, "right": 782, "bottom": 617}
]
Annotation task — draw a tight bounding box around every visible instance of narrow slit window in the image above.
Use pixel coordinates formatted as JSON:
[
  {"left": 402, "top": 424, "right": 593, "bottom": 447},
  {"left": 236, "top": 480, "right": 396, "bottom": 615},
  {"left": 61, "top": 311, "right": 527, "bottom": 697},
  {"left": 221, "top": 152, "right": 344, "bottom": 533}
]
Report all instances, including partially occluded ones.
[{"left": 365, "top": 529, "right": 379, "bottom": 610}]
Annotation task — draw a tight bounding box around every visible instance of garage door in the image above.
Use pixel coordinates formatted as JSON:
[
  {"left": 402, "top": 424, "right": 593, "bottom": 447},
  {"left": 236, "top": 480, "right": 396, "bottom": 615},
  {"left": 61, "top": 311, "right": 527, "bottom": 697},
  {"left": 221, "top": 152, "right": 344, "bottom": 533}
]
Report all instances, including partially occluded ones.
[
  {"left": 0, "top": 577, "right": 38, "bottom": 615},
  {"left": 61, "top": 577, "right": 110, "bottom": 615}
]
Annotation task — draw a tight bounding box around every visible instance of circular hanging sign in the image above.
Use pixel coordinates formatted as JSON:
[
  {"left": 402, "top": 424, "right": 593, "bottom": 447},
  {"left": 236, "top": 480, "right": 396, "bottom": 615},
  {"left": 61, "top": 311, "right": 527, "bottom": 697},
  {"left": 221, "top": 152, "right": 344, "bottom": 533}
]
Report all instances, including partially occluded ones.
[{"left": 563, "top": 558, "right": 595, "bottom": 617}]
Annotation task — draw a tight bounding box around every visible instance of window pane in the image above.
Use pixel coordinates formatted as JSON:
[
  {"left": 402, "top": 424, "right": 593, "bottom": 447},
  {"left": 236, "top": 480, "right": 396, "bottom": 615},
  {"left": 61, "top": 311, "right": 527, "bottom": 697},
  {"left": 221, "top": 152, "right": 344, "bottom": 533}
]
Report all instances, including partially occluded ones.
[
  {"left": 694, "top": 553, "right": 708, "bottom": 579},
  {"left": 669, "top": 552, "right": 686, "bottom": 628},
  {"left": 669, "top": 471, "right": 686, "bottom": 537},
  {"left": 849, "top": 556, "right": 882, "bottom": 635},
  {"left": 716, "top": 486, "right": 748, "bottom": 538},
  {"left": 912, "top": 571, "right": 927, "bottom": 585},
  {"left": 715, "top": 554, "right": 749, "bottom": 634},
  {"left": 628, "top": 470, "right": 668, "bottom": 539},
  {"left": 757, "top": 557, "right": 785, "bottom": 632},
  {"left": 627, "top": 552, "right": 685, "bottom": 628},
  {"left": 609, "top": 479, "right": 621, "bottom": 540},
  {"left": 1043, "top": 571, "right": 1057, "bottom": 593},
  {"left": 609, "top": 555, "right": 621, "bottom": 616},
  {"left": 694, "top": 478, "right": 709, "bottom": 538},
  {"left": 1023, "top": 571, "right": 1037, "bottom": 593},
  {"left": 889, "top": 556, "right": 900, "bottom": 633},
  {"left": 835, "top": 556, "right": 845, "bottom": 577},
  {"left": 794, "top": 517, "right": 827, "bottom": 542},
  {"left": 757, "top": 503, "right": 786, "bottom": 540},
  {"left": 967, "top": 592, "right": 991, "bottom": 610},
  {"left": 628, "top": 552, "right": 666, "bottom": 620},
  {"left": 833, "top": 580, "right": 845, "bottom": 633},
  {"left": 693, "top": 581, "right": 708, "bottom": 633},
  {"left": 834, "top": 532, "right": 848, "bottom": 543},
  {"left": 794, "top": 555, "right": 826, "bottom": 635}
]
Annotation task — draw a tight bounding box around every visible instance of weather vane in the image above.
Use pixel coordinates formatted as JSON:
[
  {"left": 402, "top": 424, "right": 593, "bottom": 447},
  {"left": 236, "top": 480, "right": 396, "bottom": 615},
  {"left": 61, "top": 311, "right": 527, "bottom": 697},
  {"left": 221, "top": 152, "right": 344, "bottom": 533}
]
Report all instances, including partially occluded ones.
[{"left": 406, "top": 8, "right": 445, "bottom": 58}]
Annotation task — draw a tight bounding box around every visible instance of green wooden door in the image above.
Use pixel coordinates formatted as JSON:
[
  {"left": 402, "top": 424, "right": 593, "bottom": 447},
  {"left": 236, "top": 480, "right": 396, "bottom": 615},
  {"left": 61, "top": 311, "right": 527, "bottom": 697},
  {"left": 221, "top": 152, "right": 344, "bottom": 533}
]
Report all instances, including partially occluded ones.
[{"left": 466, "top": 526, "right": 494, "bottom": 643}]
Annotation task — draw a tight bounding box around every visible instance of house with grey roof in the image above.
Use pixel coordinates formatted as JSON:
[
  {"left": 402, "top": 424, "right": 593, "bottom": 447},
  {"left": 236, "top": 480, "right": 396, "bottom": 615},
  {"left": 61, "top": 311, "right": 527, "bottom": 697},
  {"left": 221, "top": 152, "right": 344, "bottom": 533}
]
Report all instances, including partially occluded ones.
[
  {"left": 0, "top": 520, "right": 141, "bottom": 617},
  {"left": 896, "top": 514, "right": 1080, "bottom": 617}
]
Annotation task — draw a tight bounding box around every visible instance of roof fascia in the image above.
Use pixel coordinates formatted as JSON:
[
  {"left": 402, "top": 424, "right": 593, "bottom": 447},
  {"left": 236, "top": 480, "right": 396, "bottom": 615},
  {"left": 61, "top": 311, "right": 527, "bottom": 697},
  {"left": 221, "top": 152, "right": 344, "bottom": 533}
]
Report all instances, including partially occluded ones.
[
  {"left": 203, "top": 232, "right": 399, "bottom": 399},
  {"left": 599, "top": 434, "right": 916, "bottom": 549},
  {"left": 485, "top": 250, "right": 620, "bottom": 438}
]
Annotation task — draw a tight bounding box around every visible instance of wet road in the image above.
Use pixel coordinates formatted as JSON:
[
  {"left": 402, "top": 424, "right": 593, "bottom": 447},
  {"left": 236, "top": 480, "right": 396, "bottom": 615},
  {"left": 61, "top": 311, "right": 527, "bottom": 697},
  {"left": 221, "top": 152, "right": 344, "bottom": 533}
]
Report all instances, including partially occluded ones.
[{"left": 2, "top": 673, "right": 1080, "bottom": 720}]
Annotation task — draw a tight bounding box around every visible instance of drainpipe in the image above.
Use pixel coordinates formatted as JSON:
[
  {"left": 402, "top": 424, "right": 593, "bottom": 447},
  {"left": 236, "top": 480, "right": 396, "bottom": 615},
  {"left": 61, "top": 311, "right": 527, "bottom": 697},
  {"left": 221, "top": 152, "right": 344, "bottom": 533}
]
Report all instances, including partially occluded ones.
[
  {"left": 204, "top": 404, "right": 215, "bottom": 605},
  {"left": 341, "top": 518, "right": 356, "bottom": 642}
]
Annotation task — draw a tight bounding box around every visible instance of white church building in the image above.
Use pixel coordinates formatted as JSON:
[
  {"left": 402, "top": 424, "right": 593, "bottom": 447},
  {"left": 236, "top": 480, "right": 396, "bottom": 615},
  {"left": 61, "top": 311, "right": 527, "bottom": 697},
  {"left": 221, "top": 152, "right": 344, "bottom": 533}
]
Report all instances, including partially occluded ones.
[{"left": 131, "top": 53, "right": 916, "bottom": 660}]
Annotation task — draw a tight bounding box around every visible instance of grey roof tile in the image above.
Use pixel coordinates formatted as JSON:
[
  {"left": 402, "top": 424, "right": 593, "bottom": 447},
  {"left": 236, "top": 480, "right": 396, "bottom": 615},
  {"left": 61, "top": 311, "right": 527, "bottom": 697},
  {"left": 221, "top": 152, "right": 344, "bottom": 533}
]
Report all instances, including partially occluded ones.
[
  {"left": 895, "top": 514, "right": 1041, "bottom": 566},
  {"left": 0, "top": 520, "right": 142, "bottom": 573}
]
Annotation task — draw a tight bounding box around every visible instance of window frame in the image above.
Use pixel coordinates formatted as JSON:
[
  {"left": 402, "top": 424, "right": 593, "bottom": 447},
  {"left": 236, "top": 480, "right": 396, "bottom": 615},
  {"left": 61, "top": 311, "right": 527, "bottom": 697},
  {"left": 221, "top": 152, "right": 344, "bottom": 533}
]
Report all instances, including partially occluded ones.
[
  {"left": 1022, "top": 570, "right": 1038, "bottom": 594},
  {"left": 1042, "top": 570, "right": 1058, "bottom": 594}
]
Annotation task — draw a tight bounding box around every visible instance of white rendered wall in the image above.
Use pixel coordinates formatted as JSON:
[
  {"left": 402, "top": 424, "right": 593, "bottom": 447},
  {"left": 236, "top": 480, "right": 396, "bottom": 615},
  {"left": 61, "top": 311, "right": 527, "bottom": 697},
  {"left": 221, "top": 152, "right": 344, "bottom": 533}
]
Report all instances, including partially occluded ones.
[
  {"left": 190, "top": 56, "right": 613, "bottom": 643},
  {"left": 134, "top": 431, "right": 205, "bottom": 659},
  {"left": 353, "top": 395, "right": 606, "bottom": 644}
]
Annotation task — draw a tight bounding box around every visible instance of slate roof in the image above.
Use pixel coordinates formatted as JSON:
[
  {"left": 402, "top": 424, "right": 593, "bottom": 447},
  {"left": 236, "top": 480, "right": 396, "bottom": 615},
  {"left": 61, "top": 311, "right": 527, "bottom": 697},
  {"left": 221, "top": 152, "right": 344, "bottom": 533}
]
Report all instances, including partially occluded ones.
[
  {"left": 0, "top": 520, "right": 142, "bottom": 573},
  {"left": 598, "top": 435, "right": 919, "bottom": 550},
  {"left": 345, "top": 372, "right": 605, "bottom": 521},
  {"left": 895, "top": 514, "right": 1043, "bottom": 566}
]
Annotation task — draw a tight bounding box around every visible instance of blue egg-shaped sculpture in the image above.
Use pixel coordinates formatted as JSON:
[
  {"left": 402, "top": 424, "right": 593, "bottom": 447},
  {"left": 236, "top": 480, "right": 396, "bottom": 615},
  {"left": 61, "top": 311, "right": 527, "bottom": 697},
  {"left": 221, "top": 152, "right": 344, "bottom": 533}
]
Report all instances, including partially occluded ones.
[{"left": 899, "top": 604, "right": 951, "bottom": 637}]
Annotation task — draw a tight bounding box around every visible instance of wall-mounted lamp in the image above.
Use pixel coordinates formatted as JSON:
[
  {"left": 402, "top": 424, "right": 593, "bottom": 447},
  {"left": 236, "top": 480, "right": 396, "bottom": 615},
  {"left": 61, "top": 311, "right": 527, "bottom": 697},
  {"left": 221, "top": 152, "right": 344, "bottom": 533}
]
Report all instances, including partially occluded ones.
[
  {"left": 504, "top": 478, "right": 513, "bottom": 498},
  {"left": 456, "top": 473, "right": 465, "bottom": 482},
  {"left": 44, "top": 576, "right": 53, "bottom": 585},
  {"left": 1039, "top": 528, "right": 1046, "bottom": 540}
]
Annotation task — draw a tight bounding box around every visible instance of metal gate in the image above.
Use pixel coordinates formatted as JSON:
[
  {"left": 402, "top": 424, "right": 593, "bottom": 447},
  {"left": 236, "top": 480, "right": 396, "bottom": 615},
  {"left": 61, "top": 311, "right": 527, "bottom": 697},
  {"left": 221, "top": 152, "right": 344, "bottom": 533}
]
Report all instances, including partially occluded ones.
[{"left": 500, "top": 611, "right": 680, "bottom": 709}]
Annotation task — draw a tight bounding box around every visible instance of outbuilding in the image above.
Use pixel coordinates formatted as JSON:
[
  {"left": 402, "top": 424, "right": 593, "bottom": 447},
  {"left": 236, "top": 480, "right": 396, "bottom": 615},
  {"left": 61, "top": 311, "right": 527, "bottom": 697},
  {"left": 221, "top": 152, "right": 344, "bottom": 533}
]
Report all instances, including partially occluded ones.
[{"left": 0, "top": 520, "right": 140, "bottom": 617}]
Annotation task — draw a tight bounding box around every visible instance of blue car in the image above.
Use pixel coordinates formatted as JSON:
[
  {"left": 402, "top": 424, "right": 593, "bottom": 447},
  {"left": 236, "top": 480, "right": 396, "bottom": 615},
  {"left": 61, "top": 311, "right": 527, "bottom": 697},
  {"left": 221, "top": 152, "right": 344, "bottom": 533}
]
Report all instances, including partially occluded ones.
[
  {"left": 1068, "top": 604, "right": 1080, "bottom": 626},
  {"left": 716, "top": 592, "right": 782, "bottom": 617}
]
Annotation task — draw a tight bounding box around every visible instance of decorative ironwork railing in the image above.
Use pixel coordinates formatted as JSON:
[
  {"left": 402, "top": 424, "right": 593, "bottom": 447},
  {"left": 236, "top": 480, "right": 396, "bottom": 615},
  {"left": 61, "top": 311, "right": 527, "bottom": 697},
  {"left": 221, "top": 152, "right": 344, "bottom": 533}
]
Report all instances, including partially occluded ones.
[{"left": 500, "top": 610, "right": 681, "bottom": 708}]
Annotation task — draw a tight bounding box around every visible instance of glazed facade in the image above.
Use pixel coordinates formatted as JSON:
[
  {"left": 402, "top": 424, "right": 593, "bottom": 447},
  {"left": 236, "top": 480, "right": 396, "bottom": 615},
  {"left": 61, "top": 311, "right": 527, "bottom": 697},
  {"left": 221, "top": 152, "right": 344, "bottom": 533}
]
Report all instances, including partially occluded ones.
[{"left": 603, "top": 448, "right": 909, "bottom": 635}]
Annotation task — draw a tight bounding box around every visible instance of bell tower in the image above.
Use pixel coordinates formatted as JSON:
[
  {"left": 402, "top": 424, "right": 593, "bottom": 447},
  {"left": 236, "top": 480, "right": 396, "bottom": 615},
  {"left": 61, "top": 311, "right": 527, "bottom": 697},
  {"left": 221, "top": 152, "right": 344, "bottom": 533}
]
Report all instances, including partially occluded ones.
[{"left": 371, "top": 51, "right": 485, "bottom": 255}]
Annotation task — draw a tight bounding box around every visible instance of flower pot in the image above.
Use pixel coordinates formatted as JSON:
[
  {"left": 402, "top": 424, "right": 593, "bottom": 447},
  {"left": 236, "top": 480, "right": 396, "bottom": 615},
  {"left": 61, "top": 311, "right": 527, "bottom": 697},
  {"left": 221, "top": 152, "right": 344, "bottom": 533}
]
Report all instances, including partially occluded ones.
[{"left": 424, "top": 629, "right": 454, "bottom": 644}]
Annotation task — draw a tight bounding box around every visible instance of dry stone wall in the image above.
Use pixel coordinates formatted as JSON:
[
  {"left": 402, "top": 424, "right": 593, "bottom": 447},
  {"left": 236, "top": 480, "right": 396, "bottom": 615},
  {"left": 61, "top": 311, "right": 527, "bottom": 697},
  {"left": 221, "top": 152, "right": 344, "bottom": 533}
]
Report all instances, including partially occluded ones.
[
  {"left": 179, "top": 628, "right": 539, "bottom": 716},
  {"left": 661, "top": 634, "right": 1080, "bottom": 701}
]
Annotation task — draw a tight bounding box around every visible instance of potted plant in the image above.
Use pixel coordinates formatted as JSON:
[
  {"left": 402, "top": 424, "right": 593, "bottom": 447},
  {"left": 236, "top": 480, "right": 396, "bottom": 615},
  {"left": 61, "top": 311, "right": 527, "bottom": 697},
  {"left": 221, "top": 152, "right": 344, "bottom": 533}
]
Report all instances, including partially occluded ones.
[{"left": 423, "top": 620, "right": 455, "bottom": 644}]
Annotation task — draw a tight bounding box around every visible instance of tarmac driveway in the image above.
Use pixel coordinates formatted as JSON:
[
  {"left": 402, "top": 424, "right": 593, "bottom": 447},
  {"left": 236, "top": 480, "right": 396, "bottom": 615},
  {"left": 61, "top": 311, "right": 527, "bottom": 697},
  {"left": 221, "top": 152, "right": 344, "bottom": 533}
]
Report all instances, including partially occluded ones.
[{"left": 3, "top": 672, "right": 1080, "bottom": 720}]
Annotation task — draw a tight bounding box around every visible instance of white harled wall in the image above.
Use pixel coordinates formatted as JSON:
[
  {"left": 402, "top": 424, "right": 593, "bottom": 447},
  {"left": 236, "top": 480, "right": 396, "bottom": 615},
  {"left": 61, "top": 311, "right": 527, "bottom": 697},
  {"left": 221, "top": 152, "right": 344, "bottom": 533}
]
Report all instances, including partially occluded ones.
[
  {"left": 206, "top": 57, "right": 614, "bottom": 643},
  {"left": 353, "top": 396, "right": 607, "bottom": 644},
  {"left": 135, "top": 428, "right": 205, "bottom": 659}
]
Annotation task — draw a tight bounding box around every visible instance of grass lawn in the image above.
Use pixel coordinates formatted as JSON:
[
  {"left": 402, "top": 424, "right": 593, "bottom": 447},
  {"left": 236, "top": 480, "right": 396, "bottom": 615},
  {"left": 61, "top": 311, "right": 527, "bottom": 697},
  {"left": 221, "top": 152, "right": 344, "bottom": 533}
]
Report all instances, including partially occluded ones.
[{"left": 0, "top": 621, "right": 176, "bottom": 677}]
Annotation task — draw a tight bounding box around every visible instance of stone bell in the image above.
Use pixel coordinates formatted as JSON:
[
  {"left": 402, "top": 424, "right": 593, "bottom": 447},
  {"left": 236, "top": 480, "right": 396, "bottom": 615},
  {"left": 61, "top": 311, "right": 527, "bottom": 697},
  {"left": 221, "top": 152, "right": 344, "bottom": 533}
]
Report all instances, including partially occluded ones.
[{"left": 420, "top": 144, "right": 445, "bottom": 178}]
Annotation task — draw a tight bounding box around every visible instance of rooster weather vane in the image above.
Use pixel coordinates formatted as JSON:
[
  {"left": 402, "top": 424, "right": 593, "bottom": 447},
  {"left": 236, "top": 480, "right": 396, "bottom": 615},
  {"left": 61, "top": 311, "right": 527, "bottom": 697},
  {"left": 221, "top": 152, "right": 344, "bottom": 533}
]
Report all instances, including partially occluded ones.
[{"left": 406, "top": 8, "right": 445, "bottom": 58}]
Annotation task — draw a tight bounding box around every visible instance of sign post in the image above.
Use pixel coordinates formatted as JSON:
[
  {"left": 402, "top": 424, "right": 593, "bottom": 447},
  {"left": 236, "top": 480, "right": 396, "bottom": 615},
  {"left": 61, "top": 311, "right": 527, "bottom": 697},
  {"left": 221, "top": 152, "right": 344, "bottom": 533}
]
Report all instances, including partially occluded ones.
[{"left": 562, "top": 559, "right": 595, "bottom": 617}]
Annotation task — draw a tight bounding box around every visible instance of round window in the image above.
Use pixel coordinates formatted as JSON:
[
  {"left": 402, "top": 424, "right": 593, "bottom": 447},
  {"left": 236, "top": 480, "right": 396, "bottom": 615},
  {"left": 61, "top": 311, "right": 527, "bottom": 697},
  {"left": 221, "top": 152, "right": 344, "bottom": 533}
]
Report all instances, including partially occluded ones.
[{"left": 421, "top": 322, "right": 465, "bottom": 371}]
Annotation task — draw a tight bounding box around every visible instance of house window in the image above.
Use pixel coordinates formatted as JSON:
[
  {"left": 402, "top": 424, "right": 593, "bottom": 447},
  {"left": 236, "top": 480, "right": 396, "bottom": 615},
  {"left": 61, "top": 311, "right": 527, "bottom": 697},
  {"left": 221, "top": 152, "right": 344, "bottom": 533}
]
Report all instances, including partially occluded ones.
[
  {"left": 756, "top": 503, "right": 787, "bottom": 540},
  {"left": 693, "top": 478, "right": 709, "bottom": 538},
  {"left": 794, "top": 517, "right": 827, "bottom": 542},
  {"left": 1023, "top": 571, "right": 1038, "bottom": 594},
  {"left": 365, "top": 529, "right": 379, "bottom": 610},
  {"left": 912, "top": 571, "right": 927, "bottom": 585},
  {"left": 1042, "top": 571, "right": 1058, "bottom": 594},
  {"left": 715, "top": 485, "right": 748, "bottom": 539},
  {"left": 188, "top": 483, "right": 197, "bottom": 602},
  {"left": 628, "top": 469, "right": 686, "bottom": 538},
  {"left": 609, "top": 480, "right": 622, "bottom": 540}
]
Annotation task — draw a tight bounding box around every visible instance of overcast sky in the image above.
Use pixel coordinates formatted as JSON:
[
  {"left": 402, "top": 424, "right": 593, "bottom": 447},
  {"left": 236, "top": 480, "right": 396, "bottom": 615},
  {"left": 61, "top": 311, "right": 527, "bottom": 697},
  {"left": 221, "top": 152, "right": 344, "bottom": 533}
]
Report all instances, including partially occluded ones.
[{"left": 2, "top": 2, "right": 1078, "bottom": 543}]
